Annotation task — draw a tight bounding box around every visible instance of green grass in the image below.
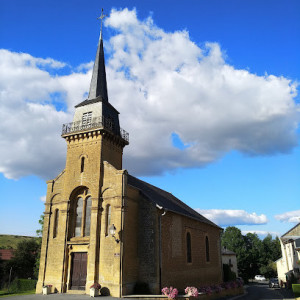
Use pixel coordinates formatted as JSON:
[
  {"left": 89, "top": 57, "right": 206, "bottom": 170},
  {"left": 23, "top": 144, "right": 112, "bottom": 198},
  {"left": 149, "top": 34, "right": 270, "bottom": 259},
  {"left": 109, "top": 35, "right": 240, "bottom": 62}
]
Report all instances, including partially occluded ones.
[
  {"left": 0, "top": 235, "right": 36, "bottom": 249},
  {"left": 0, "top": 290, "right": 35, "bottom": 298}
]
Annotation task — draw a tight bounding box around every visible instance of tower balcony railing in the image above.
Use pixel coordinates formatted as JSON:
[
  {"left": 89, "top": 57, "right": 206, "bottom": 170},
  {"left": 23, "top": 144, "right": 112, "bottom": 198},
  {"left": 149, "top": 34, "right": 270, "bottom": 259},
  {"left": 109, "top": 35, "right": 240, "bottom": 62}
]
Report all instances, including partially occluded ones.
[{"left": 62, "top": 116, "right": 129, "bottom": 142}]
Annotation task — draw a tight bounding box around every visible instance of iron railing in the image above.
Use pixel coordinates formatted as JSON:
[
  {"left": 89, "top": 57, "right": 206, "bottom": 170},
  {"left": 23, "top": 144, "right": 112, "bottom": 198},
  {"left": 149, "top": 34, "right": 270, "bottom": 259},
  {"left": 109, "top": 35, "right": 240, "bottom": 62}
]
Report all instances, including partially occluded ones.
[{"left": 62, "top": 116, "right": 129, "bottom": 142}]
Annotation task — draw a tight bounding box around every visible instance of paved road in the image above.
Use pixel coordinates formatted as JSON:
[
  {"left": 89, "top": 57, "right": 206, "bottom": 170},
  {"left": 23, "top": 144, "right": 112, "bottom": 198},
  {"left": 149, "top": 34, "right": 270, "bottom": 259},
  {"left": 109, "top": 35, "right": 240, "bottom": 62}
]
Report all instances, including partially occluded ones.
[
  {"left": 0, "top": 295, "right": 117, "bottom": 300},
  {"left": 237, "top": 283, "right": 295, "bottom": 300}
]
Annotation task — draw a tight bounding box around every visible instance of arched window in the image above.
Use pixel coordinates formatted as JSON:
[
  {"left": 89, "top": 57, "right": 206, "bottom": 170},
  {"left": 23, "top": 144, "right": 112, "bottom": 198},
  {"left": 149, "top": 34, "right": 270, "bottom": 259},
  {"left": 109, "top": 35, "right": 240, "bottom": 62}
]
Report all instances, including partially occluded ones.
[
  {"left": 80, "top": 157, "right": 85, "bottom": 173},
  {"left": 186, "top": 232, "right": 192, "bottom": 263},
  {"left": 71, "top": 188, "right": 92, "bottom": 238},
  {"left": 75, "top": 197, "right": 83, "bottom": 237},
  {"left": 105, "top": 205, "right": 111, "bottom": 236},
  {"left": 205, "top": 236, "right": 210, "bottom": 262},
  {"left": 53, "top": 209, "right": 59, "bottom": 238},
  {"left": 84, "top": 196, "right": 92, "bottom": 236}
]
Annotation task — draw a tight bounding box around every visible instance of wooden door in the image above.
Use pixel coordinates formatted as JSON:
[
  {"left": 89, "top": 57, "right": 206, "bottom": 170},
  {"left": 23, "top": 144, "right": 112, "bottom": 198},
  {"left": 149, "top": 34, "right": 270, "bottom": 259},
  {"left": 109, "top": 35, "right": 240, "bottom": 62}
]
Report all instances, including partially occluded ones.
[{"left": 70, "top": 252, "right": 87, "bottom": 290}]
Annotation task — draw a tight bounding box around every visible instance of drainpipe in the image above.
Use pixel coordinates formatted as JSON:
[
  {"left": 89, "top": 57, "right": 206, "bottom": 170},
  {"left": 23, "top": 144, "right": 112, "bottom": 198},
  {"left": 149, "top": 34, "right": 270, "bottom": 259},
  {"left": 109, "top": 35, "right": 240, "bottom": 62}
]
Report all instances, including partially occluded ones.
[
  {"left": 120, "top": 171, "right": 126, "bottom": 297},
  {"left": 156, "top": 204, "right": 166, "bottom": 292}
]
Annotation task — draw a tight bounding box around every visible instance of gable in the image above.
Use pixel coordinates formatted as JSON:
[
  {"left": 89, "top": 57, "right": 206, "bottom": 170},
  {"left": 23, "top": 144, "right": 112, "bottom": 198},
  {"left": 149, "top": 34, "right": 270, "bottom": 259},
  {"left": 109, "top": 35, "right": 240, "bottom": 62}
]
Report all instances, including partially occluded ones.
[{"left": 282, "top": 223, "right": 300, "bottom": 238}]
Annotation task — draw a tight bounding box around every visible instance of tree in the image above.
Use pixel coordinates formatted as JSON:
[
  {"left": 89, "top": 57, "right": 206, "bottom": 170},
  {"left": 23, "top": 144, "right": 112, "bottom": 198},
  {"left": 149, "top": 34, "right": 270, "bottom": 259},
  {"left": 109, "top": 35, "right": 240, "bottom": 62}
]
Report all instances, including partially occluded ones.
[
  {"left": 244, "top": 233, "right": 263, "bottom": 278},
  {"left": 221, "top": 227, "right": 281, "bottom": 281},
  {"left": 221, "top": 227, "right": 249, "bottom": 281},
  {"left": 34, "top": 215, "right": 44, "bottom": 278},
  {"left": 260, "top": 261, "right": 277, "bottom": 278},
  {"left": 9, "top": 239, "right": 40, "bottom": 279},
  {"left": 36, "top": 215, "right": 44, "bottom": 237}
]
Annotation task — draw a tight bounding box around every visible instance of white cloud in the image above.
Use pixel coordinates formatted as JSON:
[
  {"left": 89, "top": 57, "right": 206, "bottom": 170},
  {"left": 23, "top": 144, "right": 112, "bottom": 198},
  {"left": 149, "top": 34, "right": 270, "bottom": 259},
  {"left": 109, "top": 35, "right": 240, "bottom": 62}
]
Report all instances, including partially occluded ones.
[
  {"left": 0, "top": 8, "right": 299, "bottom": 180},
  {"left": 195, "top": 209, "right": 268, "bottom": 226},
  {"left": 0, "top": 49, "right": 88, "bottom": 179},
  {"left": 40, "top": 195, "right": 46, "bottom": 202},
  {"left": 104, "top": 9, "right": 299, "bottom": 175},
  {"left": 275, "top": 210, "right": 300, "bottom": 223}
]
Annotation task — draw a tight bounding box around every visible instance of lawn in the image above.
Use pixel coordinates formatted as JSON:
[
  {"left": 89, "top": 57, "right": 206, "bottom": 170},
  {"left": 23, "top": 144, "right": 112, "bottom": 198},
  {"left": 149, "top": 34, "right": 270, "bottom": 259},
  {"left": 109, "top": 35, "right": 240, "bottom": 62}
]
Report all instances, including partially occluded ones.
[
  {"left": 0, "top": 290, "right": 35, "bottom": 298},
  {"left": 0, "top": 235, "right": 36, "bottom": 249}
]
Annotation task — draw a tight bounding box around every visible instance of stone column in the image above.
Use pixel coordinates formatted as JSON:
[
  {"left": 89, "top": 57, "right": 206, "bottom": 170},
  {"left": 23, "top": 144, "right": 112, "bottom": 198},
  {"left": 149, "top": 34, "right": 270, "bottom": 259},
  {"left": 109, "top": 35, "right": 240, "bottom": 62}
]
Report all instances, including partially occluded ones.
[
  {"left": 86, "top": 198, "right": 101, "bottom": 290},
  {"left": 59, "top": 205, "right": 70, "bottom": 293}
]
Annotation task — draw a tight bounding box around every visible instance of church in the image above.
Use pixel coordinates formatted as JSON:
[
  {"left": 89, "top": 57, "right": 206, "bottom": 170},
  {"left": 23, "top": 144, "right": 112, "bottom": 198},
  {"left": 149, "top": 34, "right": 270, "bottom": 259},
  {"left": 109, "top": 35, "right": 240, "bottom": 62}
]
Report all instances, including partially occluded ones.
[{"left": 36, "top": 12, "right": 223, "bottom": 297}]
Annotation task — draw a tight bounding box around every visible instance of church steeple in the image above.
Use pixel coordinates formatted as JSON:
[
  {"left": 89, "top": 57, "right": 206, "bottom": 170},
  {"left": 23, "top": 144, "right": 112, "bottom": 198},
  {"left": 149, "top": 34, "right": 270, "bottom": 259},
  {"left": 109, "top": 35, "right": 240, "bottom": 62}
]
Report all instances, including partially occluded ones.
[
  {"left": 88, "top": 9, "right": 108, "bottom": 101},
  {"left": 62, "top": 9, "right": 129, "bottom": 150}
]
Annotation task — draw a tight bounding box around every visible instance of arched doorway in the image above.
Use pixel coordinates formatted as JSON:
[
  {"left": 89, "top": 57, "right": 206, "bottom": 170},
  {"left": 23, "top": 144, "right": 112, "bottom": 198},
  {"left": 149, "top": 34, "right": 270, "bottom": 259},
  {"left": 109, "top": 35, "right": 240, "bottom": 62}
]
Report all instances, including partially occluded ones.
[{"left": 68, "top": 186, "right": 91, "bottom": 290}]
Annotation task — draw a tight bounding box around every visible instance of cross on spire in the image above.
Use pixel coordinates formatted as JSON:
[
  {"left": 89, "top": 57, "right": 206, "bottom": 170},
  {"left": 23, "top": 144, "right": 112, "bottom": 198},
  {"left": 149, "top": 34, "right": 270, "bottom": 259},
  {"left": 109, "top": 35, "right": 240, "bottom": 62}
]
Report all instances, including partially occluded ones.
[
  {"left": 87, "top": 8, "right": 108, "bottom": 101},
  {"left": 97, "top": 8, "right": 106, "bottom": 40}
]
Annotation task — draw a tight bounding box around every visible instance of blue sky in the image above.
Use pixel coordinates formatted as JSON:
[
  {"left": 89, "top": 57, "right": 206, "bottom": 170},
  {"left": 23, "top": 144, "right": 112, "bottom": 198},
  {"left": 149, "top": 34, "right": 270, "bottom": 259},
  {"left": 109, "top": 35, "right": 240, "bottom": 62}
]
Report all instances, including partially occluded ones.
[{"left": 0, "top": 0, "right": 299, "bottom": 237}]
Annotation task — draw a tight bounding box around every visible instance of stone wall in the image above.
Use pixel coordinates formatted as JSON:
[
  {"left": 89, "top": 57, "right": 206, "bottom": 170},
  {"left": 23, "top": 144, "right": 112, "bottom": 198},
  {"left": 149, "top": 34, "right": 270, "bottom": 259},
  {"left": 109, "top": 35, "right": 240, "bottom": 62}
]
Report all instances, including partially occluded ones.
[{"left": 161, "top": 211, "right": 222, "bottom": 291}]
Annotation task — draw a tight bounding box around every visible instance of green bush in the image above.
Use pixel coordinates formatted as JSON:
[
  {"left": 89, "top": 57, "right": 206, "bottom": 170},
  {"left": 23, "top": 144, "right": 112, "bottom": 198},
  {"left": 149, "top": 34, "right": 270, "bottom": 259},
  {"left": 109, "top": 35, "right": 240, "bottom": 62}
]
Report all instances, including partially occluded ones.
[
  {"left": 292, "top": 284, "right": 300, "bottom": 297},
  {"left": 9, "top": 279, "right": 37, "bottom": 293},
  {"left": 223, "top": 264, "right": 237, "bottom": 282}
]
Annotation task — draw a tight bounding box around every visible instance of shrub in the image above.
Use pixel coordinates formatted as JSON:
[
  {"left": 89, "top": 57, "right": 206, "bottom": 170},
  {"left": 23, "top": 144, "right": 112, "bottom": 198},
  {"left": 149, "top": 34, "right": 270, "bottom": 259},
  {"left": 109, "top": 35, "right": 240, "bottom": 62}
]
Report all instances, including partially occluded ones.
[
  {"left": 211, "top": 284, "right": 222, "bottom": 293},
  {"left": 292, "top": 284, "right": 300, "bottom": 297},
  {"left": 184, "top": 286, "right": 198, "bottom": 297},
  {"left": 199, "top": 286, "right": 212, "bottom": 295},
  {"left": 223, "top": 263, "right": 236, "bottom": 282},
  {"left": 9, "top": 279, "right": 37, "bottom": 292},
  {"left": 162, "top": 286, "right": 178, "bottom": 299}
]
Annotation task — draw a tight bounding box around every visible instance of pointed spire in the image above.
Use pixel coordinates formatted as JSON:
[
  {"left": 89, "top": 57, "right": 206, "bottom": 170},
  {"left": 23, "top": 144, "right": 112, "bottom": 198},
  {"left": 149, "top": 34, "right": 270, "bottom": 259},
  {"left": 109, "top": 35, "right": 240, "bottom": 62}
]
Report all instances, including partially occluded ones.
[{"left": 88, "top": 9, "right": 108, "bottom": 101}]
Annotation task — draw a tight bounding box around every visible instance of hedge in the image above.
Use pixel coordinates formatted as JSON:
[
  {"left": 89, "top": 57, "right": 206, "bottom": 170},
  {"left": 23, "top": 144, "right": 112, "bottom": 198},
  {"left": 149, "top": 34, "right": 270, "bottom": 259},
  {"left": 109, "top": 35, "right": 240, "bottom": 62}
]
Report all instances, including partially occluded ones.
[
  {"left": 292, "top": 284, "right": 300, "bottom": 297},
  {"left": 9, "top": 279, "right": 37, "bottom": 292}
]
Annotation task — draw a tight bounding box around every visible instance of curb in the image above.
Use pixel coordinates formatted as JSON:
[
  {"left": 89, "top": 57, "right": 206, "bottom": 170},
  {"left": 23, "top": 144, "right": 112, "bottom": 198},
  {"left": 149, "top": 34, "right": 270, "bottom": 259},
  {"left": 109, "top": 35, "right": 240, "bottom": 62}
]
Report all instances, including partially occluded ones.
[{"left": 226, "top": 285, "right": 248, "bottom": 300}]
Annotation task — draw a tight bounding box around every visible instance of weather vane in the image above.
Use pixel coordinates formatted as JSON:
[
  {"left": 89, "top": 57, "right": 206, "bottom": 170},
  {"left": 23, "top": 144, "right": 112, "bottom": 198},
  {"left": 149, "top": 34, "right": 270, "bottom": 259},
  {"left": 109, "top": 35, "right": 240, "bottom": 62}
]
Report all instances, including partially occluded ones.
[{"left": 97, "top": 8, "right": 107, "bottom": 39}]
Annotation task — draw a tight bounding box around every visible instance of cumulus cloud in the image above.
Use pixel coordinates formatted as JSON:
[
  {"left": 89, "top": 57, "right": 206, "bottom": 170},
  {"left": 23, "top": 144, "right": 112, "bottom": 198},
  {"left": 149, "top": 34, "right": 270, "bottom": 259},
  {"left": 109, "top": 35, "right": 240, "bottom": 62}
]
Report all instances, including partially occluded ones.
[
  {"left": 195, "top": 209, "right": 268, "bottom": 226},
  {"left": 275, "top": 210, "right": 300, "bottom": 223},
  {"left": 40, "top": 196, "right": 46, "bottom": 202},
  {"left": 0, "top": 8, "right": 299, "bottom": 179},
  {"left": 0, "top": 49, "right": 89, "bottom": 179}
]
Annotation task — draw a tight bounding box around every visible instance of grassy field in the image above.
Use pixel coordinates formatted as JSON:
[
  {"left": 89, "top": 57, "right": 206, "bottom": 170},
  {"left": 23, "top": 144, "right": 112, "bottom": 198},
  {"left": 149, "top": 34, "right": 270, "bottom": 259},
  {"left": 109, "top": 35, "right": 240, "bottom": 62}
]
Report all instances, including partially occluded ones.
[
  {"left": 0, "top": 235, "right": 36, "bottom": 249},
  {"left": 0, "top": 290, "right": 35, "bottom": 298}
]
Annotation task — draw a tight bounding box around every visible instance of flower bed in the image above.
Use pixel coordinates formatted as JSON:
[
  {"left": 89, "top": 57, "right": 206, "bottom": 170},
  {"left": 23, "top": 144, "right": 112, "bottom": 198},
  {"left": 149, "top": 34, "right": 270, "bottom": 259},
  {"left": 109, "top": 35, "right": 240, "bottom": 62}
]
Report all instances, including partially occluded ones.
[{"left": 161, "top": 279, "right": 244, "bottom": 300}]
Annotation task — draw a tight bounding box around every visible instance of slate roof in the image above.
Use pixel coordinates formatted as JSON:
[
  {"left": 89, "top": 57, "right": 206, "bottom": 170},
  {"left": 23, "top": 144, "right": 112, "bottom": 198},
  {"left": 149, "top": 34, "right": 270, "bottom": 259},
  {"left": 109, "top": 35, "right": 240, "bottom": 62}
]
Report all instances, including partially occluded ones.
[
  {"left": 222, "top": 248, "right": 236, "bottom": 255},
  {"left": 75, "top": 96, "right": 104, "bottom": 108},
  {"left": 88, "top": 37, "right": 108, "bottom": 101},
  {"left": 127, "top": 174, "right": 221, "bottom": 229}
]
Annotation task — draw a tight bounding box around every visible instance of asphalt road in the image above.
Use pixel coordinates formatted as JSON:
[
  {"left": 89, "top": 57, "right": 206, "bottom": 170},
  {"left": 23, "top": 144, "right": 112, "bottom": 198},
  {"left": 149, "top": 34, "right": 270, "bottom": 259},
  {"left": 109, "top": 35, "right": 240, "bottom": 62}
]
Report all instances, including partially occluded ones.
[{"left": 237, "top": 282, "right": 295, "bottom": 300}]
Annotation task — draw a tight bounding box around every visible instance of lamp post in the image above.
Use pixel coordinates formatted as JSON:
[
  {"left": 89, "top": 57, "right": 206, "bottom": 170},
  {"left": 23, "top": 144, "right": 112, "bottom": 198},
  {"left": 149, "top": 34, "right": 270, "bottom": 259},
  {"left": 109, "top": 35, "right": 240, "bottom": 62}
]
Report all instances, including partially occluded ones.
[{"left": 109, "top": 224, "right": 120, "bottom": 243}]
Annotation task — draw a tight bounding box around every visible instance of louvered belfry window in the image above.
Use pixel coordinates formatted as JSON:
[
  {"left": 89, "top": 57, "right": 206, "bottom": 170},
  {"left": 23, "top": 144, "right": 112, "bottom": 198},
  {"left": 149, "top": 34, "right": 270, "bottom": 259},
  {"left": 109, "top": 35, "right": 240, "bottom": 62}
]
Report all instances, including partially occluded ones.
[{"left": 82, "top": 112, "right": 92, "bottom": 126}]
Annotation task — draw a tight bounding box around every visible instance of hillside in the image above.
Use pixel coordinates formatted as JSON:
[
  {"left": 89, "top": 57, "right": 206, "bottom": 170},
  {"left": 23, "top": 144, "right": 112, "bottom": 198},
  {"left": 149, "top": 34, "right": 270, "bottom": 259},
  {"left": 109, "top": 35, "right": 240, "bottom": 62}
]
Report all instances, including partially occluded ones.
[{"left": 0, "top": 235, "right": 37, "bottom": 249}]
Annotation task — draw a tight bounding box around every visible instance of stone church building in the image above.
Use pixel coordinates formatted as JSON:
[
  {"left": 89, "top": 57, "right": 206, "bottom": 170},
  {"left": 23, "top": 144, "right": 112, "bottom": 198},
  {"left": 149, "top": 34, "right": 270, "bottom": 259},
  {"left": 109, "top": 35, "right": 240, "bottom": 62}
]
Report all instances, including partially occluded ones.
[{"left": 36, "top": 17, "right": 223, "bottom": 297}]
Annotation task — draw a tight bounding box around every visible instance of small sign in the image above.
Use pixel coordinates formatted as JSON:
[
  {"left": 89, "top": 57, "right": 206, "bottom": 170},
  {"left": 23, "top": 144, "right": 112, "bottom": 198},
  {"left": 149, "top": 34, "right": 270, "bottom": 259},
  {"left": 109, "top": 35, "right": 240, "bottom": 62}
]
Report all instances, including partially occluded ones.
[{"left": 114, "top": 253, "right": 120, "bottom": 257}]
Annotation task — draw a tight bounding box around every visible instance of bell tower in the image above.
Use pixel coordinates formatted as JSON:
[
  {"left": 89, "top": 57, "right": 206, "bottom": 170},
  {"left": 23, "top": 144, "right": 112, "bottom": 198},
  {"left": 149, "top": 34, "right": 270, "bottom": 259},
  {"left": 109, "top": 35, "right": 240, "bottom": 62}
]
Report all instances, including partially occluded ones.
[
  {"left": 59, "top": 9, "right": 129, "bottom": 291},
  {"left": 37, "top": 10, "right": 129, "bottom": 296},
  {"left": 61, "top": 7, "right": 128, "bottom": 180}
]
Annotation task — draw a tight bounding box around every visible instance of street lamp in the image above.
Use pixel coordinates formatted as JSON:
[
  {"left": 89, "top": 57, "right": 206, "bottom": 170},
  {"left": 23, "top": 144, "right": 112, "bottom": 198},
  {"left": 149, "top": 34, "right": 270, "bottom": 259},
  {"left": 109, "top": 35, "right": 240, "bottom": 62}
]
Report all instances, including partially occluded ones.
[{"left": 108, "top": 224, "right": 120, "bottom": 243}]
